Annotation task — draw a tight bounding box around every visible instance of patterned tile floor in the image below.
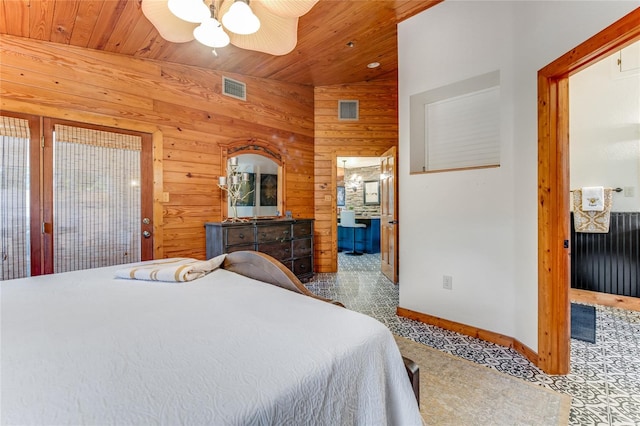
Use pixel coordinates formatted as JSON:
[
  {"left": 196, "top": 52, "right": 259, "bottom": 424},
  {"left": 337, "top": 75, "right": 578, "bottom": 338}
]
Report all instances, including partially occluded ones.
[{"left": 305, "top": 253, "right": 640, "bottom": 425}]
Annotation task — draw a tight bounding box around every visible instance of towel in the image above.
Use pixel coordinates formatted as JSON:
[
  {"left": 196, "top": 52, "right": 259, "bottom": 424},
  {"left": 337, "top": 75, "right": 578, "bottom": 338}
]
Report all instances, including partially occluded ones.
[
  {"left": 115, "top": 255, "right": 227, "bottom": 282},
  {"left": 572, "top": 188, "right": 613, "bottom": 233},
  {"left": 581, "top": 186, "right": 605, "bottom": 211}
]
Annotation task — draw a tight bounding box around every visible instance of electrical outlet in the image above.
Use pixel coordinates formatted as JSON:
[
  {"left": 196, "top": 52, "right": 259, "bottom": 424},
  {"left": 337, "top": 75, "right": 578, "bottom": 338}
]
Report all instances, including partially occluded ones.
[{"left": 443, "top": 275, "right": 453, "bottom": 290}]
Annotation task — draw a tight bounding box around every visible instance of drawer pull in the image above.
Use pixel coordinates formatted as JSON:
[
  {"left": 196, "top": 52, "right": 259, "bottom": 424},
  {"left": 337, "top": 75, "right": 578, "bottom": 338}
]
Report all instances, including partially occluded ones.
[
  {"left": 283, "top": 230, "right": 289, "bottom": 234},
  {"left": 299, "top": 264, "right": 306, "bottom": 269},
  {"left": 239, "top": 233, "right": 244, "bottom": 239}
]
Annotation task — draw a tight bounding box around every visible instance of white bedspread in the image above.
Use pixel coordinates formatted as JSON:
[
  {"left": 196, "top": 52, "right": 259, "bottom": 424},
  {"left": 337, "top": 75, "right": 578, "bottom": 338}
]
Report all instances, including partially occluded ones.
[{"left": 1, "top": 263, "right": 422, "bottom": 425}]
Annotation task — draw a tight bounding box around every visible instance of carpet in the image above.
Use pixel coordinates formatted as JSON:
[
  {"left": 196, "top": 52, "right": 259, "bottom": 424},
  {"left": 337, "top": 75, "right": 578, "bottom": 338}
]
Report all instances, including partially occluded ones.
[
  {"left": 571, "top": 303, "right": 596, "bottom": 343},
  {"left": 394, "top": 336, "right": 571, "bottom": 426}
]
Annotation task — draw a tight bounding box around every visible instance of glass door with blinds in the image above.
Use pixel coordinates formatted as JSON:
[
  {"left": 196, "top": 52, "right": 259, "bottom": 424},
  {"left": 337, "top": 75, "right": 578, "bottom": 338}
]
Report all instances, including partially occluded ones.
[
  {"left": 0, "top": 113, "right": 153, "bottom": 280},
  {"left": 0, "top": 113, "right": 40, "bottom": 280}
]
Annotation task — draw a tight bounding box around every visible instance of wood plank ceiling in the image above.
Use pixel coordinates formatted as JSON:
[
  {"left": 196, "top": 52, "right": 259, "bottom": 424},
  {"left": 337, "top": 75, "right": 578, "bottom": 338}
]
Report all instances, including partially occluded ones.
[{"left": 0, "top": 0, "right": 441, "bottom": 86}]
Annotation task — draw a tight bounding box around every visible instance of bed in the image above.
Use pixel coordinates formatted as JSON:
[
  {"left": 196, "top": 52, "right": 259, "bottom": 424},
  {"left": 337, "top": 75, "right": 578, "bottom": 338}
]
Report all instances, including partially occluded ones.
[{"left": 1, "top": 251, "right": 422, "bottom": 425}]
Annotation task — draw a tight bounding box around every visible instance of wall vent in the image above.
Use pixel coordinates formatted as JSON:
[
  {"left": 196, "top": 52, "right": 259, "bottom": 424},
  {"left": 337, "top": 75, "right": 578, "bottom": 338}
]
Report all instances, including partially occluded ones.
[
  {"left": 338, "top": 100, "right": 359, "bottom": 120},
  {"left": 222, "top": 76, "right": 247, "bottom": 101}
]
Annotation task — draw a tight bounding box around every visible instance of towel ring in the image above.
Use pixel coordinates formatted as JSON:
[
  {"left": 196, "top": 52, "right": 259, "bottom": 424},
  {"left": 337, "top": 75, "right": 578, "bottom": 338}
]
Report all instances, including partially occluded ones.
[{"left": 570, "top": 187, "right": 622, "bottom": 193}]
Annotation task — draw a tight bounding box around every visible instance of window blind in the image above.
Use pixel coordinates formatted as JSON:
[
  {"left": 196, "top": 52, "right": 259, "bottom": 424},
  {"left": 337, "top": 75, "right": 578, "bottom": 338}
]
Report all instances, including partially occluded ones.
[
  {"left": 0, "top": 116, "right": 31, "bottom": 280},
  {"left": 53, "top": 125, "right": 142, "bottom": 272},
  {"left": 410, "top": 70, "right": 501, "bottom": 173},
  {"left": 425, "top": 86, "right": 500, "bottom": 171}
]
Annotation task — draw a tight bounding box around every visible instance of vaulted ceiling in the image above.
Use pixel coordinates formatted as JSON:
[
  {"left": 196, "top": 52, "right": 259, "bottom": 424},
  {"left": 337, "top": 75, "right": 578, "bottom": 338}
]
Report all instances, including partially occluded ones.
[{"left": 0, "top": 0, "right": 442, "bottom": 86}]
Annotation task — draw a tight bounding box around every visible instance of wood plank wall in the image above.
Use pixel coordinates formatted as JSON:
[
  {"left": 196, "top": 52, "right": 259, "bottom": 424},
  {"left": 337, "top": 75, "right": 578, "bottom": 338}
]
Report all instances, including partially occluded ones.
[
  {"left": 0, "top": 34, "right": 314, "bottom": 260},
  {"left": 314, "top": 81, "right": 398, "bottom": 272}
]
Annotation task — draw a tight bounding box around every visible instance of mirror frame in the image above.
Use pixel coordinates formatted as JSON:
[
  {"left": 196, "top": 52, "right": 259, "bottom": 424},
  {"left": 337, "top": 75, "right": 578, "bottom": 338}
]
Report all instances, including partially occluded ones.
[{"left": 220, "top": 138, "right": 285, "bottom": 219}]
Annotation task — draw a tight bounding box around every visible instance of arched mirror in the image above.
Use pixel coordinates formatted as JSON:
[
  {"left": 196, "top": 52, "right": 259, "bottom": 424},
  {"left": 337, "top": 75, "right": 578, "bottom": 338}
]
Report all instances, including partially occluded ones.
[{"left": 219, "top": 147, "right": 284, "bottom": 221}]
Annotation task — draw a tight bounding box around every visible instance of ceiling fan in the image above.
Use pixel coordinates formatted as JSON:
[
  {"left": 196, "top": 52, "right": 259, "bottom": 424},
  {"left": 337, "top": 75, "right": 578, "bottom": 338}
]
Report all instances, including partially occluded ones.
[{"left": 141, "top": 0, "right": 319, "bottom": 56}]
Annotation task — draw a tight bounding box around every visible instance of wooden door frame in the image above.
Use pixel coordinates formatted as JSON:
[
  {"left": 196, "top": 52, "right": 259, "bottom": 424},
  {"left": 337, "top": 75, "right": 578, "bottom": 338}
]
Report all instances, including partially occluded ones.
[
  {"left": 0, "top": 111, "right": 43, "bottom": 275},
  {"left": 537, "top": 8, "right": 640, "bottom": 374},
  {"left": 1, "top": 103, "right": 164, "bottom": 261},
  {"left": 332, "top": 151, "right": 390, "bottom": 270},
  {"left": 42, "top": 117, "right": 155, "bottom": 271}
]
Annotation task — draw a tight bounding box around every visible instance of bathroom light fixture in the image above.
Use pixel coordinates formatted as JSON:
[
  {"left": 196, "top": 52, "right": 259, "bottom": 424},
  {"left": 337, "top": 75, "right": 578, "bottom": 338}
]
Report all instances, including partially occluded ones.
[{"left": 141, "top": 0, "right": 319, "bottom": 56}]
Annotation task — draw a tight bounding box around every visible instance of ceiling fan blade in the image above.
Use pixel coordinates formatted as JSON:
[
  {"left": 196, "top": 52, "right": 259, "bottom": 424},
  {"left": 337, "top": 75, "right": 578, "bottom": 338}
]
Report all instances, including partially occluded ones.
[
  {"left": 141, "top": 0, "right": 197, "bottom": 43},
  {"left": 220, "top": 1, "right": 299, "bottom": 56}
]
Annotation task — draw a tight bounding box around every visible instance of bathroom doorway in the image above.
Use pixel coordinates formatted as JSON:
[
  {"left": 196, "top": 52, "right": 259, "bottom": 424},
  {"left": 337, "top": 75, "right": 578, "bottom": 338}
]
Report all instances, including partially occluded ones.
[
  {"left": 337, "top": 156, "right": 382, "bottom": 271},
  {"left": 537, "top": 8, "right": 639, "bottom": 374}
]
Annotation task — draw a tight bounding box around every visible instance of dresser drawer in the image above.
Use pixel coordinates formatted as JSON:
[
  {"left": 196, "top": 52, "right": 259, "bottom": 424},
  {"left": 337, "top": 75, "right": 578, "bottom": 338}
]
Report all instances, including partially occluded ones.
[
  {"left": 257, "top": 224, "right": 291, "bottom": 243},
  {"left": 225, "top": 227, "right": 255, "bottom": 245},
  {"left": 292, "top": 256, "right": 313, "bottom": 277},
  {"left": 292, "top": 221, "right": 312, "bottom": 237},
  {"left": 205, "top": 219, "right": 314, "bottom": 282},
  {"left": 226, "top": 243, "right": 255, "bottom": 253},
  {"left": 259, "top": 241, "right": 292, "bottom": 261},
  {"left": 292, "top": 238, "right": 312, "bottom": 257}
]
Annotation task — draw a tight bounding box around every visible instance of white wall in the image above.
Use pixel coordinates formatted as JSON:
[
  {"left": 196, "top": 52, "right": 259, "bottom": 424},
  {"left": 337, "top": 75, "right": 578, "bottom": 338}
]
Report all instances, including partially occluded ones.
[
  {"left": 398, "top": 1, "right": 639, "bottom": 350},
  {"left": 570, "top": 42, "right": 640, "bottom": 212}
]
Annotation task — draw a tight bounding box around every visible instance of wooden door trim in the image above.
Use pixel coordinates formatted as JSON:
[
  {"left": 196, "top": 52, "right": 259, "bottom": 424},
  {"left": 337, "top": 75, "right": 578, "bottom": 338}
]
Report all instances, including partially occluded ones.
[
  {"left": 42, "top": 117, "right": 156, "bottom": 271},
  {"left": 0, "top": 111, "right": 43, "bottom": 275},
  {"left": 140, "top": 131, "right": 154, "bottom": 260},
  {"left": 537, "top": 8, "right": 640, "bottom": 374},
  {"left": 331, "top": 150, "right": 391, "bottom": 271},
  {"left": 0, "top": 103, "right": 164, "bottom": 260},
  {"left": 42, "top": 118, "right": 55, "bottom": 274}
]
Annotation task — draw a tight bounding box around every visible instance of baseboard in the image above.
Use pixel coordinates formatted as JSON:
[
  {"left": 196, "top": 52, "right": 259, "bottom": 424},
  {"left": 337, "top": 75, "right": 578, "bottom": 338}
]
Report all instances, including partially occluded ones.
[
  {"left": 571, "top": 288, "right": 640, "bottom": 312},
  {"left": 396, "top": 307, "right": 539, "bottom": 366}
]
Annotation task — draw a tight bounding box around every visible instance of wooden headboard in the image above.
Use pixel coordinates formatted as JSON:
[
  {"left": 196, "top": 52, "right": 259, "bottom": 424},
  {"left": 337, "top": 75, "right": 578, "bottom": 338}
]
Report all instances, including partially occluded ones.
[{"left": 222, "top": 250, "right": 344, "bottom": 307}]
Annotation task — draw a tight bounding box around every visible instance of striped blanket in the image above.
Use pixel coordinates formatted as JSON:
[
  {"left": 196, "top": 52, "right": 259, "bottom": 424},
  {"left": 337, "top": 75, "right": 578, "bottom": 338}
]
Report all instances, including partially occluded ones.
[{"left": 115, "top": 255, "right": 226, "bottom": 282}]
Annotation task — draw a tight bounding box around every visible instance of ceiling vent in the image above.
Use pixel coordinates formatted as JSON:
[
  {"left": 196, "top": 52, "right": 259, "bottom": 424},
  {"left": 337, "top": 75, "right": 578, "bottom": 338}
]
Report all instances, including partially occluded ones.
[
  {"left": 338, "top": 100, "right": 359, "bottom": 120},
  {"left": 222, "top": 76, "right": 246, "bottom": 101}
]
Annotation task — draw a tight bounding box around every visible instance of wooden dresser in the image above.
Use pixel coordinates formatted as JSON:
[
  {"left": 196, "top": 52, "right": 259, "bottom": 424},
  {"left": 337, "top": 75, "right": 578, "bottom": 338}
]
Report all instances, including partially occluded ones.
[{"left": 205, "top": 219, "right": 314, "bottom": 281}]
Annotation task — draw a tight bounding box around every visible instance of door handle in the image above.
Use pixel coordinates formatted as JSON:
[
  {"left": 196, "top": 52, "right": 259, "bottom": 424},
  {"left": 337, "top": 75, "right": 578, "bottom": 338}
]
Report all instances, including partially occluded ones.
[
  {"left": 143, "top": 231, "right": 151, "bottom": 238},
  {"left": 388, "top": 220, "right": 398, "bottom": 225}
]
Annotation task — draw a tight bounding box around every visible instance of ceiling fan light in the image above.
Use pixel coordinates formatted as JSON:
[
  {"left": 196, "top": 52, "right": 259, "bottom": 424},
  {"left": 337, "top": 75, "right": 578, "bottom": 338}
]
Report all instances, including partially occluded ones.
[
  {"left": 222, "top": 0, "right": 261, "bottom": 35},
  {"left": 194, "top": 18, "right": 230, "bottom": 48},
  {"left": 168, "top": 0, "right": 210, "bottom": 23}
]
